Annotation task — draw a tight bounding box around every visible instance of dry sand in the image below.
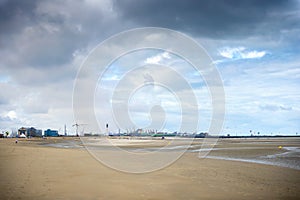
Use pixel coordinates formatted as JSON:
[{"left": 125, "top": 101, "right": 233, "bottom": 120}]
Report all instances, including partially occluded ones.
[{"left": 0, "top": 137, "right": 299, "bottom": 200}]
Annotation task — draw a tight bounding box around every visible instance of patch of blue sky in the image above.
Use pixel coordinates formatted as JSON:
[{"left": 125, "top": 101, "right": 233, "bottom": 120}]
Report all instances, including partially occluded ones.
[{"left": 0, "top": 74, "right": 10, "bottom": 83}]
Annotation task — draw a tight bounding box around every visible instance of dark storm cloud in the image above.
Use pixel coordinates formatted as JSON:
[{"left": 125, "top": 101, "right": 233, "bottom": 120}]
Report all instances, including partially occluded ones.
[
  {"left": 1, "top": 0, "right": 298, "bottom": 75},
  {"left": 0, "top": 1, "right": 57, "bottom": 64},
  {"left": 0, "top": 0, "right": 71, "bottom": 67},
  {"left": 0, "top": 0, "right": 38, "bottom": 37},
  {"left": 0, "top": 0, "right": 118, "bottom": 70},
  {"left": 0, "top": 0, "right": 124, "bottom": 87},
  {"left": 113, "top": 0, "right": 300, "bottom": 39}
]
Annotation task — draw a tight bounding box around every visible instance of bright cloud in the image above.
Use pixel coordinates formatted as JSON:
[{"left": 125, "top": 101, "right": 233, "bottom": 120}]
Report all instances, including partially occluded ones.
[
  {"left": 145, "top": 52, "right": 171, "bottom": 64},
  {"left": 6, "top": 111, "right": 17, "bottom": 120},
  {"left": 218, "top": 47, "right": 267, "bottom": 61},
  {"left": 219, "top": 47, "right": 245, "bottom": 59},
  {"left": 242, "top": 51, "right": 266, "bottom": 59}
]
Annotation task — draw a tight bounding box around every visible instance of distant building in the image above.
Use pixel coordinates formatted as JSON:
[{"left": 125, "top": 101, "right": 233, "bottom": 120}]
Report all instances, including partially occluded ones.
[
  {"left": 28, "top": 127, "right": 42, "bottom": 137},
  {"left": 44, "top": 129, "right": 59, "bottom": 137},
  {"left": 18, "top": 127, "right": 27, "bottom": 136},
  {"left": 136, "top": 129, "right": 143, "bottom": 134},
  {"left": 195, "top": 132, "right": 209, "bottom": 138},
  {"left": 18, "top": 127, "right": 43, "bottom": 137}
]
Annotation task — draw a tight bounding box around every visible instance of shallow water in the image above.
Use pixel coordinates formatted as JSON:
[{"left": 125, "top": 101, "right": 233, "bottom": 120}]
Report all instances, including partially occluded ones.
[
  {"left": 40, "top": 139, "right": 300, "bottom": 170},
  {"left": 42, "top": 140, "right": 83, "bottom": 148},
  {"left": 205, "top": 147, "right": 300, "bottom": 170}
]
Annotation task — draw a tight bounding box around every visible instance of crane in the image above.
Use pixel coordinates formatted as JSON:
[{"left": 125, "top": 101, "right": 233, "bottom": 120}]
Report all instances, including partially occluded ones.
[{"left": 72, "top": 123, "right": 87, "bottom": 137}]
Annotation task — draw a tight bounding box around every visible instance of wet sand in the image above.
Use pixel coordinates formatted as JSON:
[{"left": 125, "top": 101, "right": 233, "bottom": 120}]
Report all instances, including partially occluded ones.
[{"left": 0, "top": 137, "right": 299, "bottom": 199}]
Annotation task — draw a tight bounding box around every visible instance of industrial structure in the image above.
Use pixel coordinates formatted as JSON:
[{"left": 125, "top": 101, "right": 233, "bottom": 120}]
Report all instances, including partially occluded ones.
[
  {"left": 18, "top": 127, "right": 43, "bottom": 137},
  {"left": 44, "top": 129, "right": 59, "bottom": 137}
]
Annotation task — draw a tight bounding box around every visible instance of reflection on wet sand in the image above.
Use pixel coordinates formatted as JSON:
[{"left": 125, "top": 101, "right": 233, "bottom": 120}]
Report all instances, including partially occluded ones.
[{"left": 42, "top": 137, "right": 300, "bottom": 170}]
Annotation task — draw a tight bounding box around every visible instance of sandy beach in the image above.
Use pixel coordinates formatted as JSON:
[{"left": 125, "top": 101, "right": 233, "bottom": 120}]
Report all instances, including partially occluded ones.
[{"left": 0, "top": 137, "right": 299, "bottom": 200}]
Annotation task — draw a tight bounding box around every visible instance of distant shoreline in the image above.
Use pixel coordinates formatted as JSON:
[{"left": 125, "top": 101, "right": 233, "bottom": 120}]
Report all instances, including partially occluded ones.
[{"left": 2, "top": 135, "right": 299, "bottom": 139}]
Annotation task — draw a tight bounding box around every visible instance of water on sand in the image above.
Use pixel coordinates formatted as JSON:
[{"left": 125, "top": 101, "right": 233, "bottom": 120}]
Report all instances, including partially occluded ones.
[{"left": 41, "top": 137, "right": 300, "bottom": 170}]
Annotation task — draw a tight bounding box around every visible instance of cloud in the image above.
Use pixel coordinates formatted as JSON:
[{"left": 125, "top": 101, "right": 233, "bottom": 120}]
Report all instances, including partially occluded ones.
[
  {"left": 219, "top": 56, "right": 300, "bottom": 134},
  {"left": 5, "top": 111, "right": 17, "bottom": 120},
  {"left": 259, "top": 104, "right": 293, "bottom": 111},
  {"left": 242, "top": 51, "right": 266, "bottom": 59},
  {"left": 145, "top": 52, "right": 171, "bottom": 64},
  {"left": 113, "top": 0, "right": 300, "bottom": 39},
  {"left": 0, "top": 0, "right": 120, "bottom": 73},
  {"left": 0, "top": 0, "right": 299, "bottom": 134},
  {"left": 217, "top": 46, "right": 267, "bottom": 62},
  {"left": 219, "top": 47, "right": 245, "bottom": 59}
]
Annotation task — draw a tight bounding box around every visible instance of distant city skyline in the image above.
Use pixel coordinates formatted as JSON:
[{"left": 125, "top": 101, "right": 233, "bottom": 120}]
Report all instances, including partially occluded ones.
[{"left": 0, "top": 0, "right": 299, "bottom": 135}]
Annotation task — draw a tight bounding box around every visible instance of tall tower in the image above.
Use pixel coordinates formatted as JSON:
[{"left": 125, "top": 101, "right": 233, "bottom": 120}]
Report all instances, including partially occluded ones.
[
  {"left": 64, "top": 124, "right": 67, "bottom": 136},
  {"left": 106, "top": 123, "right": 108, "bottom": 135}
]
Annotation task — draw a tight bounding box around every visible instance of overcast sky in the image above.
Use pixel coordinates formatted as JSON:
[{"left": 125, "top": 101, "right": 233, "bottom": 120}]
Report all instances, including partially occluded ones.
[{"left": 0, "top": 0, "right": 299, "bottom": 135}]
